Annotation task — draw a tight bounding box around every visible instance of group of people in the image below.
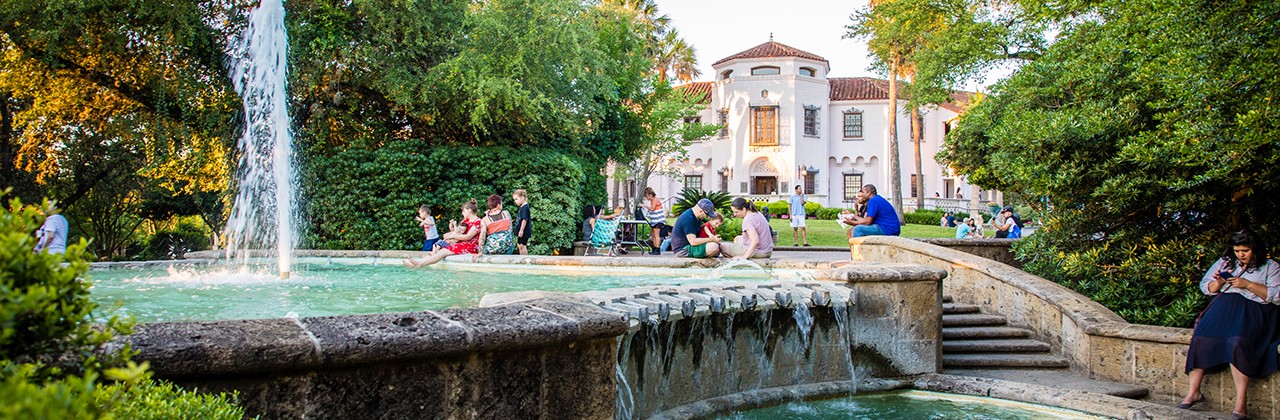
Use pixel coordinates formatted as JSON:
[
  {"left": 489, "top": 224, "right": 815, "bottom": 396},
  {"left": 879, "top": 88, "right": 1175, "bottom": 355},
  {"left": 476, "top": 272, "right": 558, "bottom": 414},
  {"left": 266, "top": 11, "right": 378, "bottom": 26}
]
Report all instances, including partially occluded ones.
[
  {"left": 666, "top": 197, "right": 774, "bottom": 259},
  {"left": 943, "top": 206, "right": 1021, "bottom": 239},
  {"left": 834, "top": 184, "right": 902, "bottom": 238},
  {"left": 404, "top": 190, "right": 532, "bottom": 268}
]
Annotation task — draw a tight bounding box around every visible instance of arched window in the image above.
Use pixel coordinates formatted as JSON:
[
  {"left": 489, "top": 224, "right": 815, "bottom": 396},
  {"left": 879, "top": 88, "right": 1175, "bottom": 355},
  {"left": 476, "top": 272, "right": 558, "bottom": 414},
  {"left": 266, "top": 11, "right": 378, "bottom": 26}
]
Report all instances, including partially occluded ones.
[
  {"left": 799, "top": 67, "right": 816, "bottom": 77},
  {"left": 750, "top": 66, "right": 780, "bottom": 76},
  {"left": 721, "top": 69, "right": 733, "bottom": 80}
]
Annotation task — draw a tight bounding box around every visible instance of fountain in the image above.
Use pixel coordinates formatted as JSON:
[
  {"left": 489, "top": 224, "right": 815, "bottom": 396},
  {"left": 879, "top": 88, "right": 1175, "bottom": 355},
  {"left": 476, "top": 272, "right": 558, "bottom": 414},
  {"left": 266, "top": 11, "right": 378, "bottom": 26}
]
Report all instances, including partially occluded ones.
[{"left": 224, "top": 0, "right": 297, "bottom": 278}]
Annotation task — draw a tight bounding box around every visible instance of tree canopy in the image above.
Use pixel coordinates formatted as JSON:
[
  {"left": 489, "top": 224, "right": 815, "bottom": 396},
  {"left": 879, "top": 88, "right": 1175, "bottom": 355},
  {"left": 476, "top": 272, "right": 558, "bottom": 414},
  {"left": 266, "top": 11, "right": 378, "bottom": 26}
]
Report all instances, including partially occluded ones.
[
  {"left": 0, "top": 0, "right": 700, "bottom": 257},
  {"left": 939, "top": 0, "right": 1280, "bottom": 326}
]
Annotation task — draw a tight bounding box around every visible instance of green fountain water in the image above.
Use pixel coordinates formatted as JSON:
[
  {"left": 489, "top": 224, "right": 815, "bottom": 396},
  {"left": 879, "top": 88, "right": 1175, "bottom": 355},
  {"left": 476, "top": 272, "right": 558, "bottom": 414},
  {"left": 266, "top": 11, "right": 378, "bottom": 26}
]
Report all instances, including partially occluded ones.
[{"left": 89, "top": 258, "right": 786, "bottom": 323}]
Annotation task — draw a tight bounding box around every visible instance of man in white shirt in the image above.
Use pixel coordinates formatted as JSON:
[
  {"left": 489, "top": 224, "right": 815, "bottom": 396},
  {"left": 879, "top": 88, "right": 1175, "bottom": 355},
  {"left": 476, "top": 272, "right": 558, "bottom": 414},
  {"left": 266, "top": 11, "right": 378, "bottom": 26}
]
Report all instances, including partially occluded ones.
[
  {"left": 788, "top": 185, "right": 810, "bottom": 247},
  {"left": 35, "top": 213, "right": 69, "bottom": 254}
]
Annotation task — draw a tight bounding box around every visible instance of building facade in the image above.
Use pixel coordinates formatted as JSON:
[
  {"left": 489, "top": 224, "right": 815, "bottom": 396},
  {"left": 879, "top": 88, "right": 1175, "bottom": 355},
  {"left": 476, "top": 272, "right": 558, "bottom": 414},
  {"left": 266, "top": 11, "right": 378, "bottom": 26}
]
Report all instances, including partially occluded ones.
[{"left": 609, "top": 40, "right": 1000, "bottom": 213}]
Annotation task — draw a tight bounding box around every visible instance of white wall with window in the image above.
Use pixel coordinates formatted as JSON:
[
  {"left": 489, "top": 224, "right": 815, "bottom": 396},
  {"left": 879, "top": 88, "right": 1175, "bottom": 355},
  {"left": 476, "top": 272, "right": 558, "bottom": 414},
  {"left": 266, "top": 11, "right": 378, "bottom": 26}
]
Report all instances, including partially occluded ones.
[{"left": 608, "top": 40, "right": 999, "bottom": 213}]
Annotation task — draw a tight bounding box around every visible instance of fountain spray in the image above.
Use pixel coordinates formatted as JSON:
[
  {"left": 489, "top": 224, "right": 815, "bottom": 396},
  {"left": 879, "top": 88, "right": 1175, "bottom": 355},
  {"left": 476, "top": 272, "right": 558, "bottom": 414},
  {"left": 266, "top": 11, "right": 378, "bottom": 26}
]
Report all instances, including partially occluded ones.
[{"left": 226, "top": 0, "right": 296, "bottom": 279}]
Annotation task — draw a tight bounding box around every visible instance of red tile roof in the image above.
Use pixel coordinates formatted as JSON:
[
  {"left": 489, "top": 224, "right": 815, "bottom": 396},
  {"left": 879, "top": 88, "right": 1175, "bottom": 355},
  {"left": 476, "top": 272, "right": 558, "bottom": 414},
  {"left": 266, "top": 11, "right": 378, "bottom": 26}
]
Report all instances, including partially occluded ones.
[
  {"left": 677, "top": 77, "right": 975, "bottom": 110},
  {"left": 676, "top": 81, "right": 714, "bottom": 104},
  {"left": 828, "top": 77, "right": 890, "bottom": 101},
  {"left": 712, "top": 41, "right": 828, "bottom": 66}
]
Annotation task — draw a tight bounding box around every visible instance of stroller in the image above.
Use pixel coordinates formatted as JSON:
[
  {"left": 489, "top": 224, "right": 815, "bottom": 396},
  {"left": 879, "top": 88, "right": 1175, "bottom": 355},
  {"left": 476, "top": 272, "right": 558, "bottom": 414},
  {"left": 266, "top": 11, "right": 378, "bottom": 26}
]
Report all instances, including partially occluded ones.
[{"left": 586, "top": 217, "right": 623, "bottom": 256}]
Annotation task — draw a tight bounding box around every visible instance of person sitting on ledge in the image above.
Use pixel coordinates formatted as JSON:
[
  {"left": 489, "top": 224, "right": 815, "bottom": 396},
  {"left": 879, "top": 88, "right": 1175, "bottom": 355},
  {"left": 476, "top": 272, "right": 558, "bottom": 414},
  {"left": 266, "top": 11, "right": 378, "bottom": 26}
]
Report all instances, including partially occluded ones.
[
  {"left": 670, "top": 198, "right": 720, "bottom": 258},
  {"left": 404, "top": 199, "right": 482, "bottom": 268},
  {"left": 1180, "top": 230, "right": 1280, "bottom": 420},
  {"left": 719, "top": 197, "right": 774, "bottom": 259},
  {"left": 841, "top": 184, "right": 900, "bottom": 238}
]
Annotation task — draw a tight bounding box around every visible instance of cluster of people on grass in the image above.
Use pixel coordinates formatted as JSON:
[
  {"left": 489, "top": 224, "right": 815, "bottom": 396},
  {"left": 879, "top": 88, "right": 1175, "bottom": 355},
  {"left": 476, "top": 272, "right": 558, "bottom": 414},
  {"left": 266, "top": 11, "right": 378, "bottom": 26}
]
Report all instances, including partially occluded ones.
[
  {"left": 404, "top": 190, "right": 532, "bottom": 268},
  {"left": 943, "top": 206, "right": 1022, "bottom": 239}
]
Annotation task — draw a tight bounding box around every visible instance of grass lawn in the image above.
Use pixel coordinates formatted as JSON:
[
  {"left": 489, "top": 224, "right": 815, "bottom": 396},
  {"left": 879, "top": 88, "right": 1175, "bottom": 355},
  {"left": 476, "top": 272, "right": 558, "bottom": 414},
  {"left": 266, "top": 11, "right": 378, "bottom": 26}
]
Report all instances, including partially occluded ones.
[
  {"left": 666, "top": 216, "right": 982, "bottom": 247},
  {"left": 767, "top": 219, "right": 965, "bottom": 247}
]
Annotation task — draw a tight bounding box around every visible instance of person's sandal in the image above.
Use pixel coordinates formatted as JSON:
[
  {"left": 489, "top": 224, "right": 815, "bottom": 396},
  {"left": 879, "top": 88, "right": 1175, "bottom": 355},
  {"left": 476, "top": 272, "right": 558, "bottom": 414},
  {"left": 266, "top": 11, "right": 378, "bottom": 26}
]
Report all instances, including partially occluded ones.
[
  {"left": 1231, "top": 412, "right": 1248, "bottom": 420},
  {"left": 1175, "top": 395, "right": 1205, "bottom": 409}
]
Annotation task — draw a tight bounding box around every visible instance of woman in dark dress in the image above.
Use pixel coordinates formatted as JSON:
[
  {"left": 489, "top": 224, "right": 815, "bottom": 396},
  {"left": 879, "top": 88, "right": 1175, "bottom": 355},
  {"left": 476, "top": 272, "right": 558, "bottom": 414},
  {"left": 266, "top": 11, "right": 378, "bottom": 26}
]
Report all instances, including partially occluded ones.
[{"left": 1180, "top": 230, "right": 1280, "bottom": 419}]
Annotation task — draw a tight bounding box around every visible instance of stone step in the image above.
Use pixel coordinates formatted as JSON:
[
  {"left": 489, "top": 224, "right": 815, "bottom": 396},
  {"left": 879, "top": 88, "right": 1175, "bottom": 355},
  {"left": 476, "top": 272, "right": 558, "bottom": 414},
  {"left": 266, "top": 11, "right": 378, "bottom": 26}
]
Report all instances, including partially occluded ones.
[
  {"left": 942, "top": 339, "right": 1051, "bottom": 353},
  {"left": 942, "top": 354, "right": 1070, "bottom": 369},
  {"left": 945, "top": 369, "right": 1149, "bottom": 399},
  {"left": 942, "top": 326, "right": 1032, "bottom": 339},
  {"left": 942, "top": 303, "right": 980, "bottom": 314},
  {"left": 941, "top": 313, "right": 1008, "bottom": 327}
]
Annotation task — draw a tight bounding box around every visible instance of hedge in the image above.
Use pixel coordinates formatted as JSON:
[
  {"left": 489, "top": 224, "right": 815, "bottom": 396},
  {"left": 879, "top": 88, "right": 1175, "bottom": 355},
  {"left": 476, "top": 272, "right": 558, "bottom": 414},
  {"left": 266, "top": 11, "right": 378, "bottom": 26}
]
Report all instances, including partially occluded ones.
[
  {"left": 305, "top": 141, "right": 587, "bottom": 254},
  {"left": 904, "top": 209, "right": 973, "bottom": 226}
]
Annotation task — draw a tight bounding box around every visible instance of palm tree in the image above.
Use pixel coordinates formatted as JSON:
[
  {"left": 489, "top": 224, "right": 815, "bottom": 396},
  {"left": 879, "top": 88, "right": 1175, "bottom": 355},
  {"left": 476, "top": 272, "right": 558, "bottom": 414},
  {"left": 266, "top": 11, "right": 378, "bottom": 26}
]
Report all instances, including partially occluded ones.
[
  {"left": 656, "top": 30, "right": 700, "bottom": 83},
  {"left": 600, "top": 0, "right": 698, "bottom": 83}
]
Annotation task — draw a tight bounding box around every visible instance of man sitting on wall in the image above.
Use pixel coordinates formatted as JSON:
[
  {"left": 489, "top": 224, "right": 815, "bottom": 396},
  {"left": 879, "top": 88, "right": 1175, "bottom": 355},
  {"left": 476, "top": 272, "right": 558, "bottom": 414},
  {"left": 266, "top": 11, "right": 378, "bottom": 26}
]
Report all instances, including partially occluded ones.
[
  {"left": 842, "top": 184, "right": 901, "bottom": 238},
  {"left": 670, "top": 199, "right": 721, "bottom": 258}
]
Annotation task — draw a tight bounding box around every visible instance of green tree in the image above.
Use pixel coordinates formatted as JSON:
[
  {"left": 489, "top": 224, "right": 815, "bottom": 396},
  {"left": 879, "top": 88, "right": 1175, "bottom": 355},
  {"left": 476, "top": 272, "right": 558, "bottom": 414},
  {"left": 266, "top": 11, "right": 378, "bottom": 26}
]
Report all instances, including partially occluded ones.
[
  {"left": 939, "top": 0, "right": 1280, "bottom": 326},
  {"left": 623, "top": 80, "right": 720, "bottom": 208}
]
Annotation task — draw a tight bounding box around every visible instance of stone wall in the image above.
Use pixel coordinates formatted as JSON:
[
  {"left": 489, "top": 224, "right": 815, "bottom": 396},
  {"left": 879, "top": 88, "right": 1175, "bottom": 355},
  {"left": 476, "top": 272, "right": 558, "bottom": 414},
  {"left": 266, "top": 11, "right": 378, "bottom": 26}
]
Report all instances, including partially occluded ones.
[
  {"left": 116, "top": 298, "right": 626, "bottom": 419},
  {"left": 848, "top": 236, "right": 1280, "bottom": 418},
  {"left": 488, "top": 263, "right": 945, "bottom": 418}
]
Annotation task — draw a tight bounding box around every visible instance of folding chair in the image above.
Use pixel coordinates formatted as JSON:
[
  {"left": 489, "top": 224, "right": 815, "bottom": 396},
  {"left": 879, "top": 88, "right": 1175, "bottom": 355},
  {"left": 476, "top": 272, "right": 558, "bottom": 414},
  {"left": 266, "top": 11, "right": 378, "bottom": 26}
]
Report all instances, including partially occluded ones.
[{"left": 586, "top": 218, "right": 622, "bottom": 256}]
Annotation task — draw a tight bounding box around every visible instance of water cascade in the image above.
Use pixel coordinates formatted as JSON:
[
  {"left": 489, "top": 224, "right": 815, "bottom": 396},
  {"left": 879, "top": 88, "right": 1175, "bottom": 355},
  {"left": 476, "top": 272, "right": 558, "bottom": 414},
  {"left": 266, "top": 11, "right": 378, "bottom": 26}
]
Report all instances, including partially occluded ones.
[
  {"left": 602, "top": 283, "right": 862, "bottom": 418},
  {"left": 225, "top": 0, "right": 297, "bottom": 278}
]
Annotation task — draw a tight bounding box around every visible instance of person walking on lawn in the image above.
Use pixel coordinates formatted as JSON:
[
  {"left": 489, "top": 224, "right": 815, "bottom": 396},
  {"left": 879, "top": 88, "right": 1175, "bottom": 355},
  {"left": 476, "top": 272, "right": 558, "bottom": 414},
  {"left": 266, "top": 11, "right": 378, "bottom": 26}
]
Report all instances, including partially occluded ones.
[{"left": 788, "top": 185, "right": 811, "bottom": 247}]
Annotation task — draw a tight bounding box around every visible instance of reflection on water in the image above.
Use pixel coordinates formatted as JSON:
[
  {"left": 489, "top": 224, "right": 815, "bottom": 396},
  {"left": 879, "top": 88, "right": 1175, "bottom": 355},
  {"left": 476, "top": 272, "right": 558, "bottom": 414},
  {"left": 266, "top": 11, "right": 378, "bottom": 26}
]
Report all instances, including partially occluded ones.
[{"left": 89, "top": 258, "right": 791, "bottom": 323}]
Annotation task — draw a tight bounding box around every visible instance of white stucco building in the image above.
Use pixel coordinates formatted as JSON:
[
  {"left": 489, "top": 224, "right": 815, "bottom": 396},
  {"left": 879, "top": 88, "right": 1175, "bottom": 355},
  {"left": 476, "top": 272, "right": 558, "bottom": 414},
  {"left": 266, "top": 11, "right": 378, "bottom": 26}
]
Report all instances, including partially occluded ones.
[{"left": 609, "top": 40, "right": 1000, "bottom": 213}]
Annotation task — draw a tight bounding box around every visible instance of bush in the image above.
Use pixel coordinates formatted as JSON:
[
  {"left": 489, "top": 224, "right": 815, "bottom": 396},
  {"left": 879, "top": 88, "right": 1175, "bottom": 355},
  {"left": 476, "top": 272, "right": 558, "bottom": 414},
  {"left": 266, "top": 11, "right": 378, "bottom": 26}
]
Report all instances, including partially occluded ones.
[
  {"left": 905, "top": 209, "right": 970, "bottom": 226},
  {"left": 715, "top": 217, "right": 742, "bottom": 242},
  {"left": 305, "top": 142, "right": 587, "bottom": 254},
  {"left": 0, "top": 196, "right": 244, "bottom": 418},
  {"left": 816, "top": 207, "right": 844, "bottom": 220},
  {"left": 94, "top": 372, "right": 244, "bottom": 420},
  {"left": 766, "top": 201, "right": 789, "bottom": 217},
  {"left": 0, "top": 198, "right": 130, "bottom": 378},
  {"left": 137, "top": 218, "right": 210, "bottom": 260},
  {"left": 803, "top": 201, "right": 822, "bottom": 217}
]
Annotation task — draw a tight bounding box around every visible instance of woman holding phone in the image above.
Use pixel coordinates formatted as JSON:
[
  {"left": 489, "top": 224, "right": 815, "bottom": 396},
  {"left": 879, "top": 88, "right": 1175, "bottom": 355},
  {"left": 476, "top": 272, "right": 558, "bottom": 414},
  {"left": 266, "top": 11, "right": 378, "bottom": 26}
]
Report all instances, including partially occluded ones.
[{"left": 1179, "top": 230, "right": 1280, "bottom": 419}]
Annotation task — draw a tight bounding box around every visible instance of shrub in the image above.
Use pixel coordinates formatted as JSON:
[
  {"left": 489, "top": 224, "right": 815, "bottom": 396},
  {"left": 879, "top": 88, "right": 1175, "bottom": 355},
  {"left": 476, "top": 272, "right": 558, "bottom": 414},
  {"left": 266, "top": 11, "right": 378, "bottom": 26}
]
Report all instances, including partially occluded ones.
[
  {"left": 305, "top": 142, "right": 587, "bottom": 254},
  {"left": 715, "top": 217, "right": 742, "bottom": 242},
  {"left": 803, "top": 201, "right": 822, "bottom": 217},
  {"left": 0, "top": 196, "right": 244, "bottom": 418},
  {"left": 815, "top": 207, "right": 844, "bottom": 220},
  {"left": 905, "top": 209, "right": 970, "bottom": 226},
  {"left": 670, "top": 188, "right": 732, "bottom": 218},
  {"left": 0, "top": 198, "right": 130, "bottom": 378},
  {"left": 137, "top": 218, "right": 210, "bottom": 260},
  {"left": 766, "top": 201, "right": 789, "bottom": 217}
]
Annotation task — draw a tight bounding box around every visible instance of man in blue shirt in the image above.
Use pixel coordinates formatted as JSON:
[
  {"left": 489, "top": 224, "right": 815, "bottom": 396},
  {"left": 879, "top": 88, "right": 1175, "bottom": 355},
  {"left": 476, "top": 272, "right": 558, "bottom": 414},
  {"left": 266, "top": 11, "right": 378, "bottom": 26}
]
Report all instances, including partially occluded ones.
[
  {"left": 842, "top": 184, "right": 901, "bottom": 237},
  {"left": 788, "top": 185, "right": 810, "bottom": 247},
  {"left": 670, "top": 198, "right": 721, "bottom": 258}
]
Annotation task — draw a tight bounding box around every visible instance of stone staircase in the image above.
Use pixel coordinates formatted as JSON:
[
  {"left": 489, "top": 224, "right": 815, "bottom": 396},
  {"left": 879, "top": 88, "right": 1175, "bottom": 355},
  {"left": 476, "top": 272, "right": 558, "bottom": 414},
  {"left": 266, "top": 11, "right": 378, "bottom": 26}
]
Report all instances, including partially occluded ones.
[
  {"left": 940, "top": 295, "right": 1150, "bottom": 399},
  {"left": 941, "top": 295, "right": 1070, "bottom": 370}
]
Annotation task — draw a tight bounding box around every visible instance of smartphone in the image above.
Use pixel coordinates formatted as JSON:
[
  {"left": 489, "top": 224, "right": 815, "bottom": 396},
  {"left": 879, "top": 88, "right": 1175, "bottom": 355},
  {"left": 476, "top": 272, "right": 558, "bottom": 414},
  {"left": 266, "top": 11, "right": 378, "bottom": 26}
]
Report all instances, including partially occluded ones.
[{"left": 1218, "top": 271, "right": 1234, "bottom": 279}]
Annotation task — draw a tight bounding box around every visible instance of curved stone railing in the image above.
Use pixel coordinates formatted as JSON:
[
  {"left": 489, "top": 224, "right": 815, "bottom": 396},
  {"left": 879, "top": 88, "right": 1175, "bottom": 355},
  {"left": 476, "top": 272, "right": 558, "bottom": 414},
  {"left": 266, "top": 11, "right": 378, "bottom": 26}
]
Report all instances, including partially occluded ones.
[{"left": 848, "top": 236, "right": 1275, "bottom": 415}]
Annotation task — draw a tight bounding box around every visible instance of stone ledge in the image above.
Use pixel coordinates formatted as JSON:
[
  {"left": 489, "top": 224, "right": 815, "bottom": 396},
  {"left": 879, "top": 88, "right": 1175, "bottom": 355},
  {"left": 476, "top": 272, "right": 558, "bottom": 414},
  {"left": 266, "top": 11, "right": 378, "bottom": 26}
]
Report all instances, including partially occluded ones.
[
  {"left": 654, "top": 374, "right": 1204, "bottom": 420},
  {"left": 184, "top": 249, "right": 428, "bottom": 259},
  {"left": 849, "top": 236, "right": 1130, "bottom": 337},
  {"left": 912, "top": 374, "right": 1209, "bottom": 419},
  {"left": 91, "top": 259, "right": 216, "bottom": 270},
  {"left": 118, "top": 297, "right": 626, "bottom": 378},
  {"left": 814, "top": 263, "right": 948, "bottom": 282}
]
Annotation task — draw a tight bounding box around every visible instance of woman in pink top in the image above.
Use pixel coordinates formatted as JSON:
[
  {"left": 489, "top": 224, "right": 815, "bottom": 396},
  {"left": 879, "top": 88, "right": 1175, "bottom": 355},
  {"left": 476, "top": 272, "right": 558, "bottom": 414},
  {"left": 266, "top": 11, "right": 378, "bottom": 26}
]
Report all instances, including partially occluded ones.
[{"left": 721, "top": 197, "right": 773, "bottom": 259}]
